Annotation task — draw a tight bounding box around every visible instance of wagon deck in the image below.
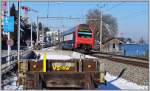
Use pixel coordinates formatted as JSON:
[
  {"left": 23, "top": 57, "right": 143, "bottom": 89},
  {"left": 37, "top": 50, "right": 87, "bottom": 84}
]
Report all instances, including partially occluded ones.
[{"left": 18, "top": 50, "right": 106, "bottom": 89}]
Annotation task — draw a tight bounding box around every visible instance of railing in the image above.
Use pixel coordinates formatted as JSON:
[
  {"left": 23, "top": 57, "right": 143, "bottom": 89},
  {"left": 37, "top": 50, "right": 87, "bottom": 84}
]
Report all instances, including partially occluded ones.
[
  {"left": 1, "top": 48, "right": 33, "bottom": 75},
  {"left": 1, "top": 53, "right": 17, "bottom": 64}
]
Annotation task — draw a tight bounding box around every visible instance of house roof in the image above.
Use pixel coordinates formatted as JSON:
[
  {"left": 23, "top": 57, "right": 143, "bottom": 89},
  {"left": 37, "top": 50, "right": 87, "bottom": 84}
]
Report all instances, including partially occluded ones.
[{"left": 102, "top": 37, "right": 126, "bottom": 44}]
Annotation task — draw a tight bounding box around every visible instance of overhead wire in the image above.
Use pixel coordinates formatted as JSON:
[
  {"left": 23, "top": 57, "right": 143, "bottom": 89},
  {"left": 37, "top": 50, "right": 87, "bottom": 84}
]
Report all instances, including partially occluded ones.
[
  {"left": 101, "top": 2, "right": 147, "bottom": 22},
  {"left": 95, "top": 2, "right": 147, "bottom": 23},
  {"left": 104, "top": 2, "right": 126, "bottom": 12},
  {"left": 95, "top": 2, "right": 147, "bottom": 39},
  {"left": 118, "top": 10, "right": 147, "bottom": 22},
  {"left": 44, "top": 2, "right": 147, "bottom": 31}
]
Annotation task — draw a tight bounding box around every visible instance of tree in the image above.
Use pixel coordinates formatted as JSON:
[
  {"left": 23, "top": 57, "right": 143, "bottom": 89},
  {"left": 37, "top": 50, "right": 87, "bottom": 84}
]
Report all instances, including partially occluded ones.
[
  {"left": 38, "top": 22, "right": 42, "bottom": 31},
  {"left": 38, "top": 22, "right": 43, "bottom": 36},
  {"left": 32, "top": 22, "right": 37, "bottom": 42},
  {"left": 86, "top": 9, "right": 118, "bottom": 43},
  {"left": 10, "top": 3, "right": 17, "bottom": 21},
  {"left": 10, "top": 3, "right": 18, "bottom": 48},
  {"left": 44, "top": 27, "right": 50, "bottom": 35},
  {"left": 2, "top": 34, "right": 7, "bottom": 49},
  {"left": 126, "top": 38, "right": 133, "bottom": 43}
]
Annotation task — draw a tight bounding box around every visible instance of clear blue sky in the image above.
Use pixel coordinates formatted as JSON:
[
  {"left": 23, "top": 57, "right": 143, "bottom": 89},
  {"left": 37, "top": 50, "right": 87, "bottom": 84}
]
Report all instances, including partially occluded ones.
[{"left": 10, "top": 1, "right": 148, "bottom": 42}]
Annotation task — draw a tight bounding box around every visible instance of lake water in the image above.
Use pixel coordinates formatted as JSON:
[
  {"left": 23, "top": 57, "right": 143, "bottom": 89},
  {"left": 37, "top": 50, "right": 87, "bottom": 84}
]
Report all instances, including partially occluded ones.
[{"left": 120, "top": 44, "right": 149, "bottom": 56}]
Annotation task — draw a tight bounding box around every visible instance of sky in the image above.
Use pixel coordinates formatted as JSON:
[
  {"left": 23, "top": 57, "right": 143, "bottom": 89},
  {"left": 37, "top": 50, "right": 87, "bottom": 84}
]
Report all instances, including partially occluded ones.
[{"left": 9, "top": 1, "right": 148, "bottom": 42}]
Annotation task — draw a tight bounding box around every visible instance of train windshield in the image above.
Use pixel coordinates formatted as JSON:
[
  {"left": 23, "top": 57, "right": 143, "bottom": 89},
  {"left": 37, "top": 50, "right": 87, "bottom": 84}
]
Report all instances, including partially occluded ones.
[{"left": 78, "top": 29, "right": 92, "bottom": 38}]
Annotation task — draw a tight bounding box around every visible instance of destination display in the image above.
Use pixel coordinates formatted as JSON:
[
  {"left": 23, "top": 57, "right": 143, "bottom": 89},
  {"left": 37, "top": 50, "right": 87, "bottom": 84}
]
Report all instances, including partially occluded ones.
[{"left": 79, "top": 29, "right": 89, "bottom": 31}]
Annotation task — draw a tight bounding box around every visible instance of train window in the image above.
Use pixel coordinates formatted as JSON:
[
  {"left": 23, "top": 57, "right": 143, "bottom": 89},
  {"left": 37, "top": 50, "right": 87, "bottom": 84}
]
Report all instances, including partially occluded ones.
[
  {"left": 78, "top": 32, "right": 92, "bottom": 38},
  {"left": 113, "top": 43, "right": 115, "bottom": 48}
]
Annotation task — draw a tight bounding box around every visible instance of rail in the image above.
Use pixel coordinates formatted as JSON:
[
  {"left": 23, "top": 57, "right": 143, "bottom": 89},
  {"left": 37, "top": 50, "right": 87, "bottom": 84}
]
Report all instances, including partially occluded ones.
[
  {"left": 91, "top": 51, "right": 148, "bottom": 61},
  {"left": 1, "top": 49, "right": 33, "bottom": 74},
  {"left": 91, "top": 52, "right": 148, "bottom": 68}
]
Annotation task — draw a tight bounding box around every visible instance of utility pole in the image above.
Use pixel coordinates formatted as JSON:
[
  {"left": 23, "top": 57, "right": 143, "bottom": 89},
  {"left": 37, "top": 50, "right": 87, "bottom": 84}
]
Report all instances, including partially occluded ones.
[
  {"left": 99, "top": 10, "right": 103, "bottom": 52},
  {"left": 17, "top": 1, "right": 20, "bottom": 60},
  {"left": 31, "top": 23, "right": 33, "bottom": 47},
  {"left": 42, "top": 24, "right": 44, "bottom": 49},
  {"left": 7, "top": 1, "right": 10, "bottom": 65},
  {"left": 58, "top": 29, "right": 60, "bottom": 48},
  {"left": 37, "top": 17, "right": 39, "bottom": 44}
]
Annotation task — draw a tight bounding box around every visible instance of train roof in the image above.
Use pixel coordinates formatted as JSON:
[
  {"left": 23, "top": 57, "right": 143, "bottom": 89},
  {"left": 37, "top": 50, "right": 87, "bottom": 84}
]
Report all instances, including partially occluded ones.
[
  {"left": 61, "top": 27, "right": 76, "bottom": 36},
  {"left": 61, "top": 24, "right": 90, "bottom": 36}
]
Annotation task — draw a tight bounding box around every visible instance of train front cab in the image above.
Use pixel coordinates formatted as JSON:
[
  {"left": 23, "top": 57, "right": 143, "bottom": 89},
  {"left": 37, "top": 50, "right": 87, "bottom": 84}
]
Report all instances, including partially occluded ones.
[{"left": 75, "top": 24, "right": 94, "bottom": 51}]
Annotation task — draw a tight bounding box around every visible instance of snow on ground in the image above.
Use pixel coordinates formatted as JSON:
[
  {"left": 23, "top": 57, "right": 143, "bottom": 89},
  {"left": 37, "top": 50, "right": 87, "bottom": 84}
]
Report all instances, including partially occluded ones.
[
  {"left": 99, "top": 73, "right": 148, "bottom": 90},
  {"left": 71, "top": 52, "right": 97, "bottom": 59},
  {"left": 3, "top": 76, "right": 23, "bottom": 90},
  {"left": 39, "top": 51, "right": 96, "bottom": 60},
  {"left": 40, "top": 54, "right": 72, "bottom": 60},
  {"left": 3, "top": 72, "right": 148, "bottom": 90},
  {"left": 39, "top": 47, "right": 97, "bottom": 60},
  {"left": 42, "top": 46, "right": 57, "bottom": 51}
]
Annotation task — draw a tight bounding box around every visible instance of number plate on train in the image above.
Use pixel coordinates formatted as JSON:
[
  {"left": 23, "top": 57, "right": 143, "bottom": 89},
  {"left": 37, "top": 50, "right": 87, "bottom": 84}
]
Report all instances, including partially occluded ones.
[{"left": 51, "top": 62, "right": 76, "bottom": 71}]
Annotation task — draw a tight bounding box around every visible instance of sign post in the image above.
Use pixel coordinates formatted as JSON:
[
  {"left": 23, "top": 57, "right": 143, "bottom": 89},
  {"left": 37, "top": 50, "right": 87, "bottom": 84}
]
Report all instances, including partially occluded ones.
[
  {"left": 7, "top": 39, "right": 14, "bottom": 46},
  {"left": 4, "top": 1, "right": 14, "bottom": 65},
  {"left": 18, "top": 1, "right": 21, "bottom": 60},
  {"left": 4, "top": 16, "right": 14, "bottom": 32},
  {"left": 4, "top": 15, "right": 14, "bottom": 64}
]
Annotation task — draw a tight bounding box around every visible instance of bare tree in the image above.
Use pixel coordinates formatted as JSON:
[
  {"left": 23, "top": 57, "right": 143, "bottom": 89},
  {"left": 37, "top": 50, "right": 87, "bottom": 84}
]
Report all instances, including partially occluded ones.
[
  {"left": 86, "top": 9, "right": 118, "bottom": 43},
  {"left": 10, "top": 3, "right": 18, "bottom": 47},
  {"left": 44, "top": 27, "right": 50, "bottom": 35},
  {"left": 38, "top": 22, "right": 42, "bottom": 31}
]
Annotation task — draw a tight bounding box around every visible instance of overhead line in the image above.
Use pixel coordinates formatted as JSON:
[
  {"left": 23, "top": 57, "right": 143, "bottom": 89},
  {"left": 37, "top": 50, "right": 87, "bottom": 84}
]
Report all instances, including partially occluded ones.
[
  {"left": 118, "top": 10, "right": 147, "bottom": 21},
  {"left": 37, "top": 16, "right": 100, "bottom": 20},
  {"left": 104, "top": 2, "right": 126, "bottom": 12}
]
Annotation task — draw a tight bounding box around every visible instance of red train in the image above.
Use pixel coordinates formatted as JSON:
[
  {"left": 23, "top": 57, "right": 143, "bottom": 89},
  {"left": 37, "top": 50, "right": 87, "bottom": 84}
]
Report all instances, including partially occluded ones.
[{"left": 61, "top": 24, "right": 94, "bottom": 51}]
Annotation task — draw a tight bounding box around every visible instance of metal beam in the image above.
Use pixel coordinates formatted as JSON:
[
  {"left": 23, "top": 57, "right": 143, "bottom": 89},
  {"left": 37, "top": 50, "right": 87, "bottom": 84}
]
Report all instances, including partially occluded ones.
[
  {"left": 99, "top": 10, "right": 103, "bottom": 52},
  {"left": 37, "top": 16, "right": 100, "bottom": 20},
  {"left": 17, "top": 1, "right": 20, "bottom": 60}
]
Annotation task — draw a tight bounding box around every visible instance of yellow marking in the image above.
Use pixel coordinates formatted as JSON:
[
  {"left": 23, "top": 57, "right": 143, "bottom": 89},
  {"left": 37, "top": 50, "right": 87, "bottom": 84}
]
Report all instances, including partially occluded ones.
[
  {"left": 52, "top": 65, "right": 57, "bottom": 70},
  {"left": 43, "top": 52, "right": 47, "bottom": 72},
  {"left": 52, "top": 65, "right": 70, "bottom": 71},
  {"left": 66, "top": 66, "right": 70, "bottom": 70}
]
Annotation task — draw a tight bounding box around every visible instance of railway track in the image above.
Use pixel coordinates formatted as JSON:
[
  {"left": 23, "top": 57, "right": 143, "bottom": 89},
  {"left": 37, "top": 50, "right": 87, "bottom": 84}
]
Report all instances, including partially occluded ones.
[
  {"left": 1, "top": 49, "right": 33, "bottom": 75},
  {"left": 89, "top": 52, "right": 149, "bottom": 68},
  {"left": 55, "top": 48, "right": 149, "bottom": 68}
]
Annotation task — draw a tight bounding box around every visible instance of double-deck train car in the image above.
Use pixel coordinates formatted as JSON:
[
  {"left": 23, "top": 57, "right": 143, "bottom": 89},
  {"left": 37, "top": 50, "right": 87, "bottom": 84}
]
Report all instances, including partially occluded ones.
[{"left": 61, "top": 24, "right": 94, "bottom": 51}]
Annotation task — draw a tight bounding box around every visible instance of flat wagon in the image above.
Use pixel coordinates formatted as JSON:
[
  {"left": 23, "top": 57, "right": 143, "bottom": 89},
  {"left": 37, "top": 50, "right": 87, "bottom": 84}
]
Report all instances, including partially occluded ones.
[{"left": 17, "top": 50, "right": 106, "bottom": 89}]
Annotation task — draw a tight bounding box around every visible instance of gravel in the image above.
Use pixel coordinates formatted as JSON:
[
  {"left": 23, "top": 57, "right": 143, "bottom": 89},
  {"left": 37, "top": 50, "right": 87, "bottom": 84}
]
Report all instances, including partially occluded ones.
[{"left": 98, "top": 58, "right": 149, "bottom": 86}]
